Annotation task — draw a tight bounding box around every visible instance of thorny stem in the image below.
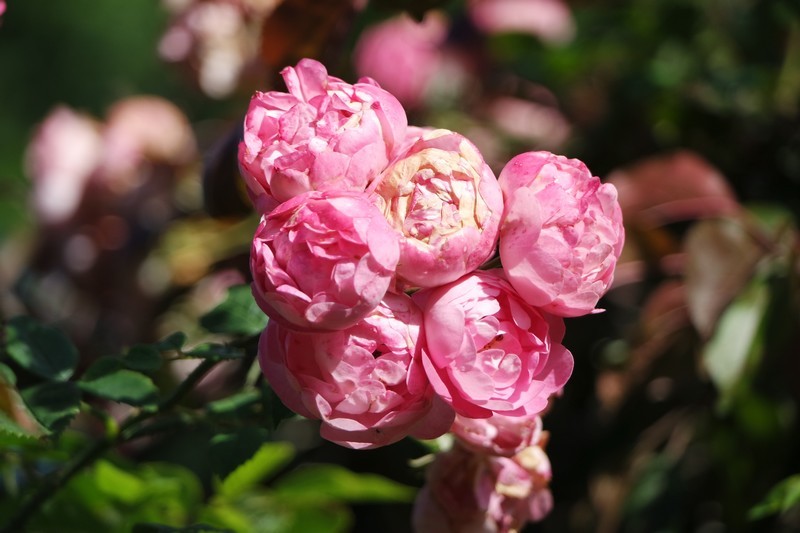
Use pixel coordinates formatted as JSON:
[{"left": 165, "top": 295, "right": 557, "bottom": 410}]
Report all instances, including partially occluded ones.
[{"left": 0, "top": 358, "right": 219, "bottom": 533}]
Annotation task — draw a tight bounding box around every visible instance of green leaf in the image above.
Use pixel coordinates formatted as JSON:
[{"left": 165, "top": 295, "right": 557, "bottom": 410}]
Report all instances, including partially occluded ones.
[
  {"left": 0, "top": 362, "right": 16, "bottom": 386},
  {"left": 4, "top": 316, "right": 78, "bottom": 381},
  {"left": 79, "top": 360, "right": 159, "bottom": 406},
  {"left": 200, "top": 285, "right": 268, "bottom": 337},
  {"left": 123, "top": 345, "right": 163, "bottom": 373},
  {"left": 749, "top": 474, "right": 800, "bottom": 520},
  {"left": 94, "top": 460, "right": 147, "bottom": 504},
  {"left": 156, "top": 332, "right": 187, "bottom": 352},
  {"left": 218, "top": 442, "right": 295, "bottom": 500},
  {"left": 0, "top": 409, "right": 34, "bottom": 439},
  {"left": 207, "top": 390, "right": 261, "bottom": 417},
  {"left": 20, "top": 381, "right": 81, "bottom": 434},
  {"left": 272, "top": 464, "right": 416, "bottom": 504},
  {"left": 185, "top": 343, "right": 244, "bottom": 360},
  {"left": 210, "top": 428, "right": 270, "bottom": 480},
  {"left": 702, "top": 274, "right": 770, "bottom": 409}
]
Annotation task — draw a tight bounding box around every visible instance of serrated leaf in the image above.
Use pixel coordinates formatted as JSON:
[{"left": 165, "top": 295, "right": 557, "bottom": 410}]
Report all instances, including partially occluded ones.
[
  {"left": 185, "top": 343, "right": 244, "bottom": 360},
  {"left": 749, "top": 474, "right": 800, "bottom": 520},
  {"left": 0, "top": 410, "right": 34, "bottom": 439},
  {"left": 20, "top": 381, "right": 81, "bottom": 434},
  {"left": 210, "top": 427, "right": 270, "bottom": 480},
  {"left": 156, "top": 332, "right": 187, "bottom": 352},
  {"left": 218, "top": 442, "right": 295, "bottom": 500},
  {"left": 123, "top": 345, "right": 163, "bottom": 373},
  {"left": 702, "top": 275, "right": 770, "bottom": 407},
  {"left": 4, "top": 316, "right": 79, "bottom": 381},
  {"left": 79, "top": 363, "right": 159, "bottom": 406},
  {"left": 200, "top": 285, "right": 268, "bottom": 337},
  {"left": 272, "top": 464, "right": 416, "bottom": 504}
]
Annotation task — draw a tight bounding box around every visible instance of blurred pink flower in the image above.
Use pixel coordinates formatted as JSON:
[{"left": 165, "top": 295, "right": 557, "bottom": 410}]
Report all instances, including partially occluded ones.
[
  {"left": 98, "top": 96, "right": 196, "bottom": 189},
  {"left": 452, "top": 412, "right": 544, "bottom": 457},
  {"left": 413, "top": 439, "right": 553, "bottom": 532},
  {"left": 159, "top": 0, "right": 277, "bottom": 98},
  {"left": 487, "top": 96, "right": 571, "bottom": 149},
  {"left": 238, "top": 58, "right": 408, "bottom": 213},
  {"left": 417, "top": 269, "right": 573, "bottom": 419},
  {"left": 354, "top": 12, "right": 448, "bottom": 108},
  {"left": 499, "top": 151, "right": 624, "bottom": 317},
  {"left": 373, "top": 129, "right": 503, "bottom": 288},
  {"left": 250, "top": 190, "right": 400, "bottom": 331},
  {"left": 25, "top": 107, "right": 103, "bottom": 224},
  {"left": 469, "top": 0, "right": 575, "bottom": 45},
  {"left": 0, "top": 1, "right": 6, "bottom": 18},
  {"left": 259, "top": 292, "right": 454, "bottom": 449}
]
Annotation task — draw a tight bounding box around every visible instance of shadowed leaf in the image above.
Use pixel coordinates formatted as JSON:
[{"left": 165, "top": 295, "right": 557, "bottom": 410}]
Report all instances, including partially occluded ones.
[{"left": 4, "top": 316, "right": 79, "bottom": 381}]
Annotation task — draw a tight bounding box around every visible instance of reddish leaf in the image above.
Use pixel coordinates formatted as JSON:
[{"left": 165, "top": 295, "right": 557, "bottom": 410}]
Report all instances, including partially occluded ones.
[
  {"left": 607, "top": 150, "right": 740, "bottom": 229},
  {"left": 684, "top": 218, "right": 762, "bottom": 338}
]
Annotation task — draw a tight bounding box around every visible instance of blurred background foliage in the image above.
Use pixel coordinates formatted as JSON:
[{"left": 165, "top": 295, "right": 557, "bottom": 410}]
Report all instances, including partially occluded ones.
[{"left": 1, "top": 0, "right": 800, "bottom": 531}]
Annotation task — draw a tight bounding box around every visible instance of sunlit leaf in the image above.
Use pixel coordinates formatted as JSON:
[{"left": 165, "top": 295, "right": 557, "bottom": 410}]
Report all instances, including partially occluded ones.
[
  {"left": 95, "top": 460, "right": 147, "bottom": 504},
  {"left": 4, "top": 316, "right": 79, "bottom": 381},
  {"left": 749, "top": 474, "right": 800, "bottom": 520},
  {"left": 210, "top": 428, "right": 270, "bottom": 480},
  {"left": 200, "top": 285, "right": 268, "bottom": 337},
  {"left": 702, "top": 274, "right": 770, "bottom": 408},
  {"left": 218, "top": 442, "right": 295, "bottom": 500},
  {"left": 273, "top": 464, "right": 416, "bottom": 503},
  {"left": 79, "top": 360, "right": 159, "bottom": 406},
  {"left": 20, "top": 381, "right": 81, "bottom": 435}
]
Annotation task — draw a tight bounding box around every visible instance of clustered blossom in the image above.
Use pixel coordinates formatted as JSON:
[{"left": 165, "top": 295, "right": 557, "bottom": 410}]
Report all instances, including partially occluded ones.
[{"left": 240, "top": 58, "right": 624, "bottom": 529}]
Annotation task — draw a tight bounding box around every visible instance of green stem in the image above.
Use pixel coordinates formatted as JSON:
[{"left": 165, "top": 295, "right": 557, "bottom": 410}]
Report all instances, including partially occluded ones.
[{"left": 0, "top": 358, "right": 218, "bottom": 533}]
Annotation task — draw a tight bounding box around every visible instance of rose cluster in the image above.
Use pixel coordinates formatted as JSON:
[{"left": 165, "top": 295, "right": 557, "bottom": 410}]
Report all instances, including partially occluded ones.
[{"left": 239, "top": 58, "right": 623, "bottom": 528}]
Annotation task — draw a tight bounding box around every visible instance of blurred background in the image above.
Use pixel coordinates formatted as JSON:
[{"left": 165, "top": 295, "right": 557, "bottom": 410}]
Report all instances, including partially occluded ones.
[{"left": 1, "top": 0, "right": 800, "bottom": 531}]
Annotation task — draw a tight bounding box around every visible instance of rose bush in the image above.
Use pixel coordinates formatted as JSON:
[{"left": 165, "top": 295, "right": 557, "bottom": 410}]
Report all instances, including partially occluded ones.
[
  {"left": 498, "top": 151, "right": 624, "bottom": 317},
  {"left": 259, "top": 292, "right": 454, "bottom": 449},
  {"left": 373, "top": 129, "right": 503, "bottom": 288},
  {"left": 417, "top": 269, "right": 573, "bottom": 419},
  {"left": 250, "top": 190, "right": 399, "bottom": 331},
  {"left": 238, "top": 58, "right": 408, "bottom": 213}
]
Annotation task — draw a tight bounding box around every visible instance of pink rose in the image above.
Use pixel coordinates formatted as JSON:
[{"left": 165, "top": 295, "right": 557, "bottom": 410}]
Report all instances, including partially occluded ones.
[
  {"left": 259, "top": 292, "right": 455, "bottom": 449},
  {"left": 250, "top": 190, "right": 399, "bottom": 331},
  {"left": 373, "top": 129, "right": 503, "bottom": 288},
  {"left": 354, "top": 12, "right": 448, "bottom": 108},
  {"left": 413, "top": 440, "right": 554, "bottom": 532},
  {"left": 417, "top": 269, "right": 573, "bottom": 418},
  {"left": 238, "top": 58, "right": 408, "bottom": 213},
  {"left": 452, "top": 412, "right": 543, "bottom": 457},
  {"left": 498, "top": 151, "right": 624, "bottom": 317}
]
